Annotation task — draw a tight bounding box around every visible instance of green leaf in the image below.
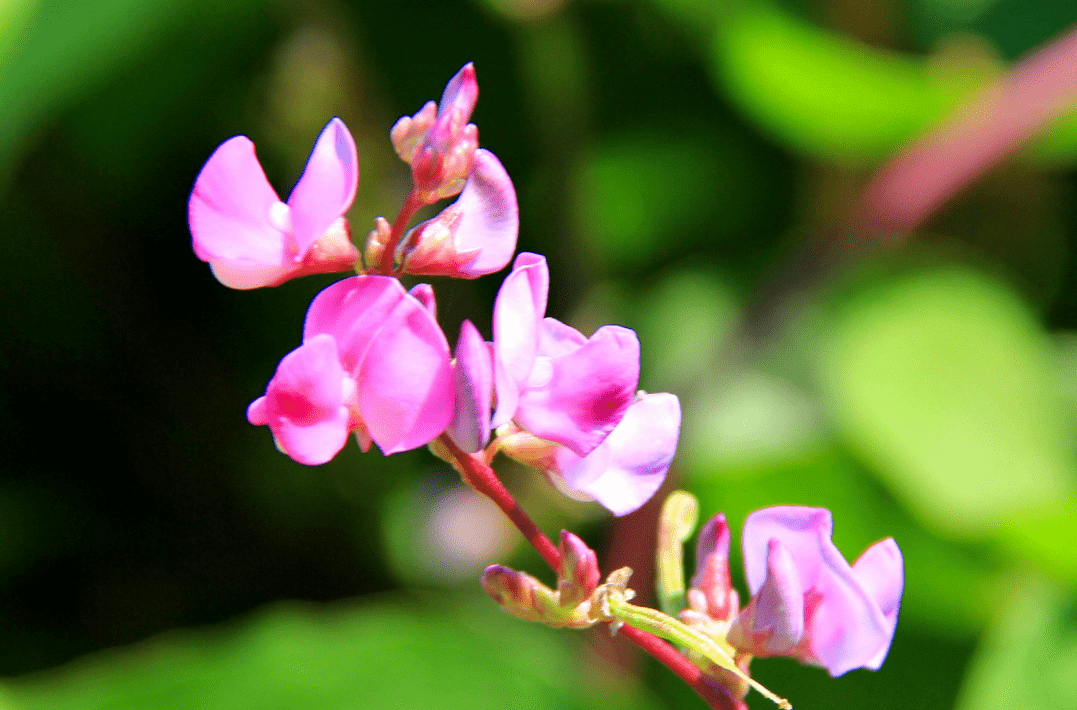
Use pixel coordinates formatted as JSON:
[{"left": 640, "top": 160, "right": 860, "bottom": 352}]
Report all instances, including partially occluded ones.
[
  {"left": 818, "top": 266, "right": 1075, "bottom": 538},
  {"left": 6, "top": 597, "right": 600, "bottom": 710},
  {"left": 956, "top": 576, "right": 1077, "bottom": 710}
]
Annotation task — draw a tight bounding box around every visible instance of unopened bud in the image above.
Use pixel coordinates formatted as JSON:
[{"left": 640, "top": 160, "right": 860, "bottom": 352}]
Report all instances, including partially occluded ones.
[
  {"left": 690, "top": 512, "right": 739, "bottom": 623},
  {"left": 557, "top": 531, "right": 600, "bottom": 608},
  {"left": 481, "top": 564, "right": 596, "bottom": 629},
  {"left": 362, "top": 217, "right": 391, "bottom": 272},
  {"left": 656, "top": 490, "right": 699, "bottom": 616}
]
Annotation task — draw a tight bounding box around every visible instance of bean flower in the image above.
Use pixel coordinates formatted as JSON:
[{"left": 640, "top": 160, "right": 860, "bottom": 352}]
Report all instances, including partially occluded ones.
[
  {"left": 247, "top": 275, "right": 454, "bottom": 463},
  {"left": 722, "top": 506, "right": 904, "bottom": 676},
  {"left": 189, "top": 117, "right": 360, "bottom": 289}
]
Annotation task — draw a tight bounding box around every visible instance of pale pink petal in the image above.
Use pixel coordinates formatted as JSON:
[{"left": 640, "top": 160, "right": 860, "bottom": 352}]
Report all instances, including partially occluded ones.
[
  {"left": 450, "top": 149, "right": 518, "bottom": 277},
  {"left": 852, "top": 538, "right": 903, "bottom": 668},
  {"left": 438, "top": 62, "right": 478, "bottom": 122},
  {"left": 209, "top": 260, "right": 293, "bottom": 290},
  {"left": 538, "top": 318, "right": 588, "bottom": 359},
  {"left": 353, "top": 292, "right": 454, "bottom": 454},
  {"left": 554, "top": 392, "right": 678, "bottom": 515},
  {"left": 188, "top": 135, "right": 286, "bottom": 265},
  {"left": 246, "top": 334, "right": 353, "bottom": 465},
  {"left": 491, "top": 253, "right": 548, "bottom": 428},
  {"left": 514, "top": 325, "right": 639, "bottom": 457},
  {"left": 729, "top": 539, "right": 805, "bottom": 655},
  {"left": 447, "top": 320, "right": 493, "bottom": 453},
  {"left": 741, "top": 506, "right": 899, "bottom": 677},
  {"left": 287, "top": 118, "right": 359, "bottom": 257}
]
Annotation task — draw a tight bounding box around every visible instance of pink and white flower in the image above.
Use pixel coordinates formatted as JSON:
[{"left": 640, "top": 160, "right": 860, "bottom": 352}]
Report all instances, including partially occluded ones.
[{"left": 189, "top": 117, "right": 359, "bottom": 289}]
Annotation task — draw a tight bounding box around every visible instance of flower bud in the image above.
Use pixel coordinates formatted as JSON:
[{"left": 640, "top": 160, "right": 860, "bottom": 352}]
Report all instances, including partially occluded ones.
[{"left": 557, "top": 531, "right": 600, "bottom": 608}]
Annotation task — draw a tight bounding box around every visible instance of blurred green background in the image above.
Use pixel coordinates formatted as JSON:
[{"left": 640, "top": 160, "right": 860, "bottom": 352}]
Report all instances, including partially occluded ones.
[{"left": 2, "top": 0, "right": 1077, "bottom": 708}]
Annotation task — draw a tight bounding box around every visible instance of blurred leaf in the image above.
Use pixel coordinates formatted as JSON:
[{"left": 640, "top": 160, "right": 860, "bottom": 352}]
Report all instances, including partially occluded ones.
[
  {"left": 688, "top": 443, "right": 998, "bottom": 637},
  {"left": 997, "top": 498, "right": 1077, "bottom": 587},
  {"left": 956, "top": 576, "right": 1077, "bottom": 710},
  {"left": 0, "top": 0, "right": 38, "bottom": 70},
  {"left": 576, "top": 128, "right": 772, "bottom": 271},
  {"left": 709, "top": 2, "right": 944, "bottom": 163},
  {"left": 6, "top": 597, "right": 595, "bottom": 710},
  {"left": 819, "top": 266, "right": 1075, "bottom": 538}
]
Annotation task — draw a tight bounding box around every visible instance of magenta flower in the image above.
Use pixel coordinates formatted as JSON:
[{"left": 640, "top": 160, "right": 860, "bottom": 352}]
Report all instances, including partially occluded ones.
[
  {"left": 726, "top": 507, "right": 904, "bottom": 677},
  {"left": 490, "top": 253, "right": 640, "bottom": 457},
  {"left": 189, "top": 117, "right": 359, "bottom": 289},
  {"left": 391, "top": 63, "right": 481, "bottom": 203},
  {"left": 394, "top": 149, "right": 518, "bottom": 279},
  {"left": 500, "top": 392, "right": 681, "bottom": 516},
  {"left": 248, "top": 275, "right": 454, "bottom": 463}
]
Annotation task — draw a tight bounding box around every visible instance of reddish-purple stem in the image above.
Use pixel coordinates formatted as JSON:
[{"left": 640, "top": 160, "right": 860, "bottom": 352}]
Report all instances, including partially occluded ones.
[
  {"left": 852, "top": 22, "right": 1077, "bottom": 237},
  {"left": 436, "top": 434, "right": 736, "bottom": 710},
  {"left": 376, "top": 190, "right": 424, "bottom": 276}
]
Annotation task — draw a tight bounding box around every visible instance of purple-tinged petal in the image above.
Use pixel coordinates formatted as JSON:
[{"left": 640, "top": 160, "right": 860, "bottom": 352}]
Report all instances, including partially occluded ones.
[
  {"left": 447, "top": 320, "right": 493, "bottom": 453},
  {"left": 515, "top": 325, "right": 640, "bottom": 457},
  {"left": 287, "top": 118, "right": 359, "bottom": 257},
  {"left": 553, "top": 392, "right": 678, "bottom": 515},
  {"left": 852, "top": 538, "right": 903, "bottom": 667},
  {"left": 691, "top": 512, "right": 738, "bottom": 621},
  {"left": 438, "top": 62, "right": 478, "bottom": 122},
  {"left": 246, "top": 334, "right": 354, "bottom": 465},
  {"left": 188, "top": 135, "right": 286, "bottom": 265},
  {"left": 538, "top": 318, "right": 588, "bottom": 359},
  {"left": 741, "top": 506, "right": 901, "bottom": 677},
  {"left": 491, "top": 253, "right": 549, "bottom": 427},
  {"left": 729, "top": 539, "right": 805, "bottom": 655}
]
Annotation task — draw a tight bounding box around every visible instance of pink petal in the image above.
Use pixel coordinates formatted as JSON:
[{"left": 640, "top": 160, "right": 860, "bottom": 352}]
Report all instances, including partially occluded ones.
[
  {"left": 246, "top": 334, "right": 353, "bottom": 465},
  {"left": 439, "top": 63, "right": 479, "bottom": 122},
  {"left": 356, "top": 299, "right": 455, "bottom": 454},
  {"left": 491, "top": 253, "right": 549, "bottom": 428},
  {"left": 409, "top": 283, "right": 438, "bottom": 320},
  {"left": 691, "top": 512, "right": 737, "bottom": 620},
  {"left": 287, "top": 118, "right": 359, "bottom": 257},
  {"left": 514, "top": 325, "right": 639, "bottom": 457},
  {"left": 188, "top": 135, "right": 286, "bottom": 265},
  {"left": 303, "top": 276, "right": 455, "bottom": 454},
  {"left": 450, "top": 149, "right": 518, "bottom": 277},
  {"left": 741, "top": 507, "right": 898, "bottom": 676},
  {"left": 303, "top": 276, "right": 411, "bottom": 373},
  {"left": 447, "top": 320, "right": 493, "bottom": 453},
  {"left": 852, "top": 538, "right": 904, "bottom": 668},
  {"left": 729, "top": 539, "right": 805, "bottom": 655},
  {"left": 555, "top": 392, "right": 679, "bottom": 515},
  {"left": 538, "top": 318, "right": 588, "bottom": 359}
]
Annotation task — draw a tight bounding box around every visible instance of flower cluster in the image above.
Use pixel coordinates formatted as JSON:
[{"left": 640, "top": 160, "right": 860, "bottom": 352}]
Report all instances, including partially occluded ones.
[{"left": 187, "top": 64, "right": 678, "bottom": 517}]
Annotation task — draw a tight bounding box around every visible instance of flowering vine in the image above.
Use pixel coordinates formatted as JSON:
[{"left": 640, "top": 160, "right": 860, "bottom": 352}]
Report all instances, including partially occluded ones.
[{"left": 187, "top": 62, "right": 904, "bottom": 709}]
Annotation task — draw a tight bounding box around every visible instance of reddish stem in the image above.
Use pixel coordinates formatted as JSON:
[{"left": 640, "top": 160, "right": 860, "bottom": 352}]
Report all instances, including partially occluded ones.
[
  {"left": 436, "top": 434, "right": 736, "bottom": 710},
  {"left": 376, "top": 190, "right": 425, "bottom": 276}
]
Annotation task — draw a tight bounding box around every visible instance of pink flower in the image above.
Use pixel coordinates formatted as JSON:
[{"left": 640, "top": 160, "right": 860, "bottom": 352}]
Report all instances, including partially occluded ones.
[
  {"left": 248, "top": 275, "right": 454, "bottom": 463},
  {"left": 391, "top": 63, "right": 481, "bottom": 203},
  {"left": 727, "top": 507, "right": 904, "bottom": 677},
  {"left": 498, "top": 392, "right": 680, "bottom": 516},
  {"left": 490, "top": 253, "right": 640, "bottom": 457},
  {"left": 189, "top": 117, "right": 360, "bottom": 289},
  {"left": 393, "top": 149, "right": 518, "bottom": 279}
]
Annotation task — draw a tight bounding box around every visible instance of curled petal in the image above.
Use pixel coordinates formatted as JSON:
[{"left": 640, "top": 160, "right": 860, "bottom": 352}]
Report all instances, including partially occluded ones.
[
  {"left": 409, "top": 283, "right": 438, "bottom": 320},
  {"left": 728, "top": 539, "right": 805, "bottom": 655},
  {"left": 246, "top": 334, "right": 354, "bottom": 465},
  {"left": 189, "top": 136, "right": 286, "bottom": 266},
  {"left": 691, "top": 512, "right": 738, "bottom": 621},
  {"left": 447, "top": 320, "right": 493, "bottom": 453},
  {"left": 438, "top": 62, "right": 478, "bottom": 123},
  {"left": 492, "top": 253, "right": 549, "bottom": 428},
  {"left": 287, "top": 117, "right": 359, "bottom": 256},
  {"left": 553, "top": 392, "right": 680, "bottom": 516},
  {"left": 398, "top": 149, "right": 518, "bottom": 278},
  {"left": 515, "top": 325, "right": 640, "bottom": 457},
  {"left": 852, "top": 538, "right": 904, "bottom": 668},
  {"left": 741, "top": 507, "right": 902, "bottom": 676}
]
